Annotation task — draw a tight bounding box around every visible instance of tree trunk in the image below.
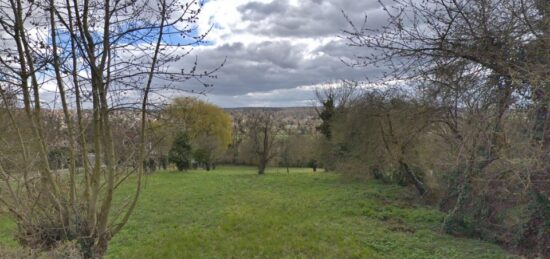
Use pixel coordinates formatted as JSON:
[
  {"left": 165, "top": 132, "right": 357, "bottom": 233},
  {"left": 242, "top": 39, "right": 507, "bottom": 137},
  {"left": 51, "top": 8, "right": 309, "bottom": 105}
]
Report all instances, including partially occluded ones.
[
  {"left": 258, "top": 159, "right": 266, "bottom": 175},
  {"left": 533, "top": 92, "right": 549, "bottom": 150},
  {"left": 89, "top": 233, "right": 110, "bottom": 259},
  {"left": 399, "top": 160, "right": 426, "bottom": 195},
  {"left": 525, "top": 90, "right": 550, "bottom": 255}
]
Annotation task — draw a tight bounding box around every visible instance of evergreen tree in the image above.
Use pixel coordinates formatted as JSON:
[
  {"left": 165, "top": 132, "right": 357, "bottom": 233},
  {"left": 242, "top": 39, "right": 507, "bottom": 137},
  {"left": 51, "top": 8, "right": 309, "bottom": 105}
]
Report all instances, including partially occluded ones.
[{"left": 168, "top": 132, "right": 193, "bottom": 171}]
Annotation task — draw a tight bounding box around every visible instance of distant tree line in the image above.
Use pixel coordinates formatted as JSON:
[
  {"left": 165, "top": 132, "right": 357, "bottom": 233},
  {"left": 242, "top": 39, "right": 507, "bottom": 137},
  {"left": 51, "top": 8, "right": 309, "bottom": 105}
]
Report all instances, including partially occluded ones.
[{"left": 220, "top": 109, "right": 320, "bottom": 174}]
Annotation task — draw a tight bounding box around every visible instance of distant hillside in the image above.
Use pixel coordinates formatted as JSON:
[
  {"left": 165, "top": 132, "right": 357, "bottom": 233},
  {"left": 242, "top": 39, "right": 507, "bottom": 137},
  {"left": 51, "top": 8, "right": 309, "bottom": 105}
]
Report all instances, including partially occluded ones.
[
  {"left": 224, "top": 107, "right": 320, "bottom": 135},
  {"left": 224, "top": 106, "right": 317, "bottom": 118}
]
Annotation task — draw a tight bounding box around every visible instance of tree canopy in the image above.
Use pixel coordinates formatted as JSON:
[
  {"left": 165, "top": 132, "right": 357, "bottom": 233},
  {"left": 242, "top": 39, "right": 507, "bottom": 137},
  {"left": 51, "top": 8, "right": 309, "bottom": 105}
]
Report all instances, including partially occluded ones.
[{"left": 158, "top": 98, "right": 232, "bottom": 168}]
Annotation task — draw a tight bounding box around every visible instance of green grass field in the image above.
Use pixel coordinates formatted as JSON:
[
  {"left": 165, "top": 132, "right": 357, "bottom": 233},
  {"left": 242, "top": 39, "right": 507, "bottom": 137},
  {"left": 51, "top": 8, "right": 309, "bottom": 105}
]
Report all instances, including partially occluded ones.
[{"left": 1, "top": 166, "right": 513, "bottom": 258}]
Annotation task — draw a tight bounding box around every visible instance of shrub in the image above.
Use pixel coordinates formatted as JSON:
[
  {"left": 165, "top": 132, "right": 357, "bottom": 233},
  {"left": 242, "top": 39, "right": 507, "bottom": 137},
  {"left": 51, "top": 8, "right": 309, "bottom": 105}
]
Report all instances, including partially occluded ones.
[
  {"left": 168, "top": 132, "right": 192, "bottom": 171},
  {"left": 47, "top": 147, "right": 70, "bottom": 170},
  {"left": 0, "top": 241, "right": 82, "bottom": 259}
]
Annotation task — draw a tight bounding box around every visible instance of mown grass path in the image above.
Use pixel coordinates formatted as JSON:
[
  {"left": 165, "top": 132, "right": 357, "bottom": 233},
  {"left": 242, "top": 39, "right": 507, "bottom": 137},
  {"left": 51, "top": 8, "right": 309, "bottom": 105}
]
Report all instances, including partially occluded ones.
[{"left": 101, "top": 166, "right": 512, "bottom": 258}]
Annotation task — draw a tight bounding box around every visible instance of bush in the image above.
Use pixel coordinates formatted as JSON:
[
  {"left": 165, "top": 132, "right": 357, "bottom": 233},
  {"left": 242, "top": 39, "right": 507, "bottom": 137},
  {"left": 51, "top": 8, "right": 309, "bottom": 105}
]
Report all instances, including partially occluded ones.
[
  {"left": 193, "top": 148, "right": 210, "bottom": 169},
  {"left": 307, "top": 159, "right": 318, "bottom": 172},
  {"left": 47, "top": 147, "right": 70, "bottom": 170},
  {"left": 143, "top": 158, "right": 157, "bottom": 173},
  {"left": 0, "top": 241, "right": 82, "bottom": 259},
  {"left": 168, "top": 132, "right": 192, "bottom": 171}
]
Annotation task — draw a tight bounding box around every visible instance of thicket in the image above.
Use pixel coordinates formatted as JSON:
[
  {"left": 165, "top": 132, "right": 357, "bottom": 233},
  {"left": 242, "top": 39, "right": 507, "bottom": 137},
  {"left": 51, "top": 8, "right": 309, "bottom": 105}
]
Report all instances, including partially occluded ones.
[
  {"left": 318, "top": 83, "right": 548, "bottom": 256},
  {"left": 319, "top": 0, "right": 550, "bottom": 255}
]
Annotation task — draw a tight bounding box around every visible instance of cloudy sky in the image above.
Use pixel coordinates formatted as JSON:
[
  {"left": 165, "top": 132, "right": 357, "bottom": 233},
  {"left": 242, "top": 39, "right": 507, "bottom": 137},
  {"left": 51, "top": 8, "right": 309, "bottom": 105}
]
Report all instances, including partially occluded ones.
[{"left": 184, "top": 0, "right": 388, "bottom": 107}]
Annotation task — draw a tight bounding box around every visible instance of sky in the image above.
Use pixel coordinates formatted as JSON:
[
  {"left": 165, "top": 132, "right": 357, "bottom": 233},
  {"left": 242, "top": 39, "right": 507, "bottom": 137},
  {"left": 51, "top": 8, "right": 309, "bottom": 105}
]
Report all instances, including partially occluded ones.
[
  {"left": 183, "top": 0, "right": 389, "bottom": 107},
  {"left": 0, "top": 0, "right": 390, "bottom": 109}
]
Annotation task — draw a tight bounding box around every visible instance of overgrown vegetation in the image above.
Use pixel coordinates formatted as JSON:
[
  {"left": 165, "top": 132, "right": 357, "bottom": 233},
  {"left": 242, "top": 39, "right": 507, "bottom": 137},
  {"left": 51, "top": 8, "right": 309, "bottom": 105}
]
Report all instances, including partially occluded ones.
[
  {"left": 311, "top": 0, "right": 550, "bottom": 255},
  {"left": 315, "top": 82, "right": 549, "bottom": 256}
]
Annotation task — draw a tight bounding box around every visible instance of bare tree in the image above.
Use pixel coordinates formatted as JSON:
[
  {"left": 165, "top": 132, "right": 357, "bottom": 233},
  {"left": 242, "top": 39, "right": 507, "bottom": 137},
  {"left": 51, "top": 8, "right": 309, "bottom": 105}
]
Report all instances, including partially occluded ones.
[
  {"left": 245, "top": 111, "right": 281, "bottom": 175},
  {"left": 344, "top": 0, "right": 549, "bottom": 151},
  {"left": 0, "top": 0, "right": 220, "bottom": 257},
  {"left": 343, "top": 0, "right": 549, "bottom": 255},
  {"left": 229, "top": 113, "right": 247, "bottom": 164}
]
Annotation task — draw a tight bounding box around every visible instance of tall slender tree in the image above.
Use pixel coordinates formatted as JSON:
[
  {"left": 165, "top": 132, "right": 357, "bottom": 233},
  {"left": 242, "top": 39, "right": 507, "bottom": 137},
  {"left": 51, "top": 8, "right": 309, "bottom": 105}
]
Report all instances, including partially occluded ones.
[{"left": 0, "top": 0, "right": 220, "bottom": 256}]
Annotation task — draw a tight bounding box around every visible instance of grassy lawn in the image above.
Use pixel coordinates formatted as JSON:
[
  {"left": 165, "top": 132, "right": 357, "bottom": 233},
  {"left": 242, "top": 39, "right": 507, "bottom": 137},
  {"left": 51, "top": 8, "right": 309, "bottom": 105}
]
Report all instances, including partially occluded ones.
[
  {"left": 0, "top": 215, "right": 17, "bottom": 248},
  {"left": 1, "top": 166, "right": 512, "bottom": 258}
]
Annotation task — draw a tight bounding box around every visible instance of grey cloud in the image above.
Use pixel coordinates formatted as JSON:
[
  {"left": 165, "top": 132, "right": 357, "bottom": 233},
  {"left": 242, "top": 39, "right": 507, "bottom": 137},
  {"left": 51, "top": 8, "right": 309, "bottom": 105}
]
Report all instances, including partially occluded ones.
[
  {"left": 239, "top": 0, "right": 289, "bottom": 20},
  {"left": 238, "top": 0, "right": 387, "bottom": 38},
  {"left": 181, "top": 39, "right": 376, "bottom": 97},
  {"left": 250, "top": 41, "right": 306, "bottom": 69},
  {"left": 167, "top": 0, "right": 392, "bottom": 107},
  {"left": 200, "top": 85, "right": 318, "bottom": 108}
]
